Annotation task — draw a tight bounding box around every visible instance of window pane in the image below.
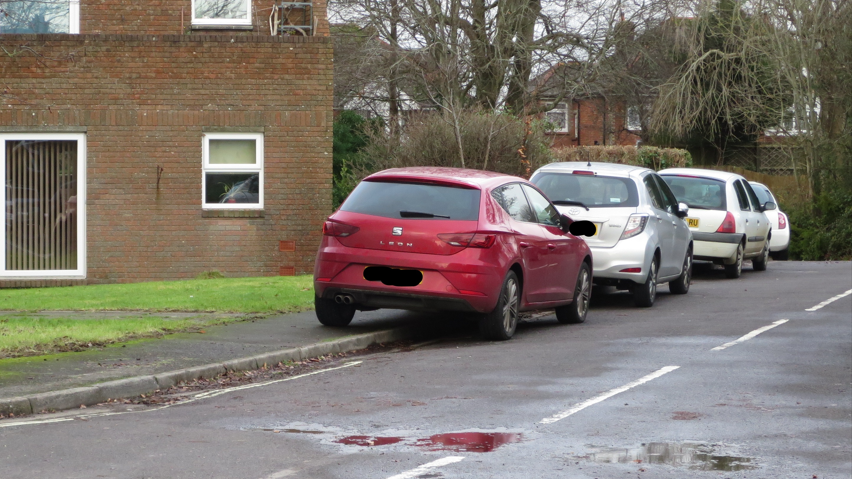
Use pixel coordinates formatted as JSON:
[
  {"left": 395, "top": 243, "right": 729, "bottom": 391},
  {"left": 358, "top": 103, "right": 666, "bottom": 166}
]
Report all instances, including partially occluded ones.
[
  {"left": 205, "top": 173, "right": 259, "bottom": 204},
  {"left": 661, "top": 176, "right": 727, "bottom": 211},
  {"left": 209, "top": 139, "right": 256, "bottom": 165},
  {"left": 0, "top": 0, "right": 70, "bottom": 33},
  {"left": 491, "top": 184, "right": 535, "bottom": 223},
  {"left": 194, "top": 0, "right": 248, "bottom": 20},
  {"left": 521, "top": 185, "right": 560, "bottom": 226},
  {"left": 341, "top": 181, "right": 481, "bottom": 221},
  {"left": 5, "top": 140, "right": 77, "bottom": 270},
  {"left": 533, "top": 173, "right": 639, "bottom": 208}
]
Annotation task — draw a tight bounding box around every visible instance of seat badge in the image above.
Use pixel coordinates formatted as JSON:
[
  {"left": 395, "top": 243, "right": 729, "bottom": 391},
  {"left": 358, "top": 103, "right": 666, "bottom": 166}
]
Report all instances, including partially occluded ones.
[{"left": 392, "top": 227, "right": 403, "bottom": 236}]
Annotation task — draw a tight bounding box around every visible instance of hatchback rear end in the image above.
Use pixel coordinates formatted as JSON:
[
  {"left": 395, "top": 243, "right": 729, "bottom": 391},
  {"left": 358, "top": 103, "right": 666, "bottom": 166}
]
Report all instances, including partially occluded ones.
[{"left": 315, "top": 170, "right": 505, "bottom": 320}]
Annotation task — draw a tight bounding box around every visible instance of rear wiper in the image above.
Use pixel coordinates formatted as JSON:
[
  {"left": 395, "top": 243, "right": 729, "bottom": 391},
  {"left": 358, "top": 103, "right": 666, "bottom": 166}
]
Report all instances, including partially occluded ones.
[
  {"left": 552, "top": 200, "right": 590, "bottom": 211},
  {"left": 399, "top": 210, "right": 451, "bottom": 219}
]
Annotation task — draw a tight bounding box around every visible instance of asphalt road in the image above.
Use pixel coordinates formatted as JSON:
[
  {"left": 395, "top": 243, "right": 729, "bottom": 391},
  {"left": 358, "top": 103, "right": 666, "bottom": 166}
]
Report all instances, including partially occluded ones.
[{"left": 1, "top": 261, "right": 850, "bottom": 479}]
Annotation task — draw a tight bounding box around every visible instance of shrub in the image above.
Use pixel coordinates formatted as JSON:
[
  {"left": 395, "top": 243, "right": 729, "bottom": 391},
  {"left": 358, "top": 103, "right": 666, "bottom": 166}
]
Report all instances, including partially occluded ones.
[
  {"left": 550, "top": 145, "right": 692, "bottom": 170},
  {"left": 787, "top": 188, "right": 852, "bottom": 260}
]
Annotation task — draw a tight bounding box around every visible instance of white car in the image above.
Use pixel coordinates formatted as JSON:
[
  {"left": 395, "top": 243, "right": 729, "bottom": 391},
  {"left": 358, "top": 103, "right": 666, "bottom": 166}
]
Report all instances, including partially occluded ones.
[
  {"left": 659, "top": 168, "right": 774, "bottom": 278},
  {"left": 531, "top": 162, "right": 693, "bottom": 307},
  {"left": 749, "top": 181, "right": 790, "bottom": 260}
]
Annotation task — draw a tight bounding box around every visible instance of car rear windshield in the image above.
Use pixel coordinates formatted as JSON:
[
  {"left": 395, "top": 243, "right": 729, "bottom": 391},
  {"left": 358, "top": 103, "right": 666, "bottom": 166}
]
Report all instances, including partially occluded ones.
[
  {"left": 660, "top": 175, "right": 727, "bottom": 211},
  {"left": 751, "top": 184, "right": 773, "bottom": 204},
  {"left": 532, "top": 172, "right": 639, "bottom": 208},
  {"left": 340, "top": 180, "right": 481, "bottom": 220}
]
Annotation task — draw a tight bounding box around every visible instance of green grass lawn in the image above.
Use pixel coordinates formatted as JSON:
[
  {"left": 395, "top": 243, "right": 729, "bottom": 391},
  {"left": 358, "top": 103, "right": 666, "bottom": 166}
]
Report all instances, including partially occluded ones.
[
  {"left": 0, "top": 315, "right": 239, "bottom": 359},
  {"left": 0, "top": 275, "right": 316, "bottom": 358},
  {"left": 0, "top": 275, "right": 315, "bottom": 312}
]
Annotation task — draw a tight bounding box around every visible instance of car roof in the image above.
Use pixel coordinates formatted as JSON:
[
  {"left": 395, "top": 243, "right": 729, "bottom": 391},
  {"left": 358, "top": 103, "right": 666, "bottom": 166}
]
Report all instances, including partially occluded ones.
[
  {"left": 364, "top": 167, "right": 524, "bottom": 189},
  {"left": 658, "top": 168, "right": 744, "bottom": 182},
  {"left": 534, "top": 162, "right": 652, "bottom": 178}
]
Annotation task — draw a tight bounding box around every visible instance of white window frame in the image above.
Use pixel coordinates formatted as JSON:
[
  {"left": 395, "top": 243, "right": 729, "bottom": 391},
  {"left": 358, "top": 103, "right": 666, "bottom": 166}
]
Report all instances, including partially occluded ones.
[
  {"left": 202, "top": 132, "right": 264, "bottom": 210},
  {"left": 0, "top": 133, "right": 86, "bottom": 279},
  {"left": 546, "top": 102, "right": 570, "bottom": 133},
  {"left": 191, "top": 0, "right": 251, "bottom": 27}
]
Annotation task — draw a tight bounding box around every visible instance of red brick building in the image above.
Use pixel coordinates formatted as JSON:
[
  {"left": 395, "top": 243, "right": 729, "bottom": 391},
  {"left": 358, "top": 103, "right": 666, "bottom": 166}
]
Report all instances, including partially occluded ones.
[
  {"left": 0, "top": 1, "right": 332, "bottom": 286},
  {"left": 545, "top": 97, "right": 642, "bottom": 148}
]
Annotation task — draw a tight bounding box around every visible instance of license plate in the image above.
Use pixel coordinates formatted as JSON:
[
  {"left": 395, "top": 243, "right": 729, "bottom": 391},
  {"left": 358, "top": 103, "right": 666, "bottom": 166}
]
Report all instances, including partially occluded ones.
[
  {"left": 363, "top": 266, "right": 423, "bottom": 287},
  {"left": 687, "top": 218, "right": 700, "bottom": 228}
]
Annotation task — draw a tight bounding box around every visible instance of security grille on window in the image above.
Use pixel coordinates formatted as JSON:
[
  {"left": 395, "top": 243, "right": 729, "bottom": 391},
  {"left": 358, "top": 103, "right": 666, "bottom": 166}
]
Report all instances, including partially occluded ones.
[
  {"left": 0, "top": 0, "right": 80, "bottom": 34},
  {"left": 202, "top": 133, "right": 263, "bottom": 209},
  {"left": 545, "top": 103, "right": 569, "bottom": 133},
  {"left": 192, "top": 0, "right": 251, "bottom": 26}
]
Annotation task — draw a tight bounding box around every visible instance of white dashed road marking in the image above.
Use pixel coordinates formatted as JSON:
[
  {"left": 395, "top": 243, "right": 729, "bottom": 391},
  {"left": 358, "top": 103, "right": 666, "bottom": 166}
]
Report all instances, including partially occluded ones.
[
  {"left": 806, "top": 289, "right": 852, "bottom": 312},
  {"left": 711, "top": 319, "right": 789, "bottom": 351},
  {"left": 540, "top": 366, "right": 680, "bottom": 425},
  {"left": 386, "top": 456, "right": 466, "bottom": 479}
]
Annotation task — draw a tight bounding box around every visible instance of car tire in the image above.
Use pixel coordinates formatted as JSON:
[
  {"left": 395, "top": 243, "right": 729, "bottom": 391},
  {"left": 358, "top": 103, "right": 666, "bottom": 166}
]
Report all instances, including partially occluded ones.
[
  {"left": 669, "top": 247, "right": 692, "bottom": 295},
  {"left": 724, "top": 243, "right": 744, "bottom": 279},
  {"left": 315, "top": 296, "right": 355, "bottom": 327},
  {"left": 770, "top": 248, "right": 789, "bottom": 261},
  {"left": 633, "top": 257, "right": 658, "bottom": 307},
  {"left": 479, "top": 271, "right": 520, "bottom": 341},
  {"left": 556, "top": 262, "right": 591, "bottom": 324},
  {"left": 753, "top": 242, "right": 769, "bottom": 271}
]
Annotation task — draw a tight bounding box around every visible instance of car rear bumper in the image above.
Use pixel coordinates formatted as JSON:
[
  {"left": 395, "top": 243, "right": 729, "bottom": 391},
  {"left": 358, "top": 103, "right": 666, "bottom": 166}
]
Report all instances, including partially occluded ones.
[
  {"left": 692, "top": 232, "right": 741, "bottom": 261},
  {"left": 769, "top": 227, "right": 790, "bottom": 252},
  {"left": 314, "top": 242, "right": 504, "bottom": 313},
  {"left": 588, "top": 235, "right": 654, "bottom": 283}
]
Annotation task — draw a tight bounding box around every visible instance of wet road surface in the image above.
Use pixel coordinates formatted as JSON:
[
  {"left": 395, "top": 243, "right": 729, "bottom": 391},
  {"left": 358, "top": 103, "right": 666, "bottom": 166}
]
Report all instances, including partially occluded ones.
[{"left": 1, "top": 261, "right": 850, "bottom": 478}]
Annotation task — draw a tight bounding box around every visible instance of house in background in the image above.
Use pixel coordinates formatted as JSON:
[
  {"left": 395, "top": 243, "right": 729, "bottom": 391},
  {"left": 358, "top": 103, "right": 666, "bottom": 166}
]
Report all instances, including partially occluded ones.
[{"left": 0, "top": 0, "right": 333, "bottom": 287}]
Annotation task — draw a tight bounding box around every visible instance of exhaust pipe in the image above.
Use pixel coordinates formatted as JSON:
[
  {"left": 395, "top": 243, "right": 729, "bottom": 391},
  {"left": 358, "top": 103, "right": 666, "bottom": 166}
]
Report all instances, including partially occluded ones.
[{"left": 334, "top": 294, "right": 355, "bottom": 305}]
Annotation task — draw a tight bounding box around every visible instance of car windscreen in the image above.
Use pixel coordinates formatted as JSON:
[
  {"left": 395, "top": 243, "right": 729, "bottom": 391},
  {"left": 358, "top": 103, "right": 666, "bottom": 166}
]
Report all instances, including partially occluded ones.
[
  {"left": 751, "top": 184, "right": 773, "bottom": 204},
  {"left": 661, "top": 175, "right": 727, "bottom": 211},
  {"left": 532, "top": 172, "right": 639, "bottom": 208},
  {"left": 340, "top": 180, "right": 481, "bottom": 220}
]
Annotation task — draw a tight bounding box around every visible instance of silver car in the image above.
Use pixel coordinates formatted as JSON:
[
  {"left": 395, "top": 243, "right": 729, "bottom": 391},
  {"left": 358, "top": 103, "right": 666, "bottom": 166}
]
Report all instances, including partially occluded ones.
[{"left": 531, "top": 162, "right": 693, "bottom": 307}]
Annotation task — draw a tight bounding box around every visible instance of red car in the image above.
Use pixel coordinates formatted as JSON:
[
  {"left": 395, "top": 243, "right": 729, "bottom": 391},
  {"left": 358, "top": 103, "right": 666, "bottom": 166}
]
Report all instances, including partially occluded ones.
[{"left": 313, "top": 167, "right": 593, "bottom": 340}]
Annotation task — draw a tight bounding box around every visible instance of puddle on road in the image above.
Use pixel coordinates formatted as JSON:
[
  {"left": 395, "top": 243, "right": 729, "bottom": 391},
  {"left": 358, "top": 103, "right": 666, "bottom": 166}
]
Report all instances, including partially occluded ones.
[
  {"left": 335, "top": 432, "right": 522, "bottom": 453},
  {"left": 579, "top": 442, "right": 756, "bottom": 471},
  {"left": 255, "top": 427, "right": 522, "bottom": 453}
]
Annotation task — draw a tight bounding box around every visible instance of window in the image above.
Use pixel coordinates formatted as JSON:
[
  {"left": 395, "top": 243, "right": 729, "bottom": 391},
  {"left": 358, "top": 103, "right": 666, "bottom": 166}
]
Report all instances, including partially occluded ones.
[
  {"left": 741, "top": 180, "right": 762, "bottom": 211},
  {"left": 521, "top": 185, "right": 561, "bottom": 227},
  {"left": 192, "top": 0, "right": 250, "bottom": 27},
  {"left": 202, "top": 133, "right": 263, "bottom": 209},
  {"left": 0, "top": 133, "right": 86, "bottom": 278},
  {"left": 733, "top": 180, "right": 751, "bottom": 211},
  {"left": 491, "top": 183, "right": 535, "bottom": 223},
  {"left": 545, "top": 103, "right": 569, "bottom": 133},
  {"left": 341, "top": 182, "right": 480, "bottom": 220},
  {"left": 0, "top": 0, "right": 80, "bottom": 34},
  {"left": 661, "top": 176, "right": 727, "bottom": 211},
  {"left": 533, "top": 173, "right": 639, "bottom": 208},
  {"left": 643, "top": 175, "right": 665, "bottom": 210},
  {"left": 626, "top": 106, "right": 641, "bottom": 131},
  {"left": 652, "top": 174, "right": 679, "bottom": 214}
]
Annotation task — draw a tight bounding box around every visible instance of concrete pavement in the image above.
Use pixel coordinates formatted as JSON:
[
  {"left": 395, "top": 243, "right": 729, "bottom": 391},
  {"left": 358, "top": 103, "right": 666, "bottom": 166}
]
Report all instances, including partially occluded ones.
[{"left": 0, "top": 308, "right": 454, "bottom": 416}]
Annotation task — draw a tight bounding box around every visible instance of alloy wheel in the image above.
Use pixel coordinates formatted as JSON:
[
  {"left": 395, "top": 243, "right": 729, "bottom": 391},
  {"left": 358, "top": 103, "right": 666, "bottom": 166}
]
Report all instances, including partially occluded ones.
[{"left": 502, "top": 278, "right": 519, "bottom": 333}]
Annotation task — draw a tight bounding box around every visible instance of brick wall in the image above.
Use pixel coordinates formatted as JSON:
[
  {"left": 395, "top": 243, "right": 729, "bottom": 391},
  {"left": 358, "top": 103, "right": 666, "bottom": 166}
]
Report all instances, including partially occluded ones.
[
  {"left": 0, "top": 34, "right": 333, "bottom": 285},
  {"left": 81, "top": 0, "right": 329, "bottom": 37},
  {"left": 547, "top": 98, "right": 640, "bottom": 148}
]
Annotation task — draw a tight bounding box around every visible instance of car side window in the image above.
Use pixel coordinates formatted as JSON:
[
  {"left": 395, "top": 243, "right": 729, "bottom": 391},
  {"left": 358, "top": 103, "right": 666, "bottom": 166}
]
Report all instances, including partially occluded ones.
[
  {"left": 491, "top": 183, "right": 536, "bottom": 223},
  {"left": 652, "top": 174, "right": 678, "bottom": 214},
  {"left": 733, "top": 180, "right": 751, "bottom": 211},
  {"left": 643, "top": 175, "right": 665, "bottom": 210},
  {"left": 742, "top": 181, "right": 762, "bottom": 211},
  {"left": 521, "top": 184, "right": 561, "bottom": 227}
]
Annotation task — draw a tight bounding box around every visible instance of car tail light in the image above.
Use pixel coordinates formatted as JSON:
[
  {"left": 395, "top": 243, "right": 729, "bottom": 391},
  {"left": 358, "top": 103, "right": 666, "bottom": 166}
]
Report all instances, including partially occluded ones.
[
  {"left": 437, "top": 233, "right": 496, "bottom": 248},
  {"left": 620, "top": 267, "right": 642, "bottom": 273},
  {"left": 322, "top": 220, "right": 360, "bottom": 237},
  {"left": 620, "top": 214, "right": 649, "bottom": 240},
  {"left": 778, "top": 213, "right": 787, "bottom": 229},
  {"left": 572, "top": 170, "right": 595, "bottom": 175},
  {"left": 716, "top": 212, "right": 736, "bottom": 233}
]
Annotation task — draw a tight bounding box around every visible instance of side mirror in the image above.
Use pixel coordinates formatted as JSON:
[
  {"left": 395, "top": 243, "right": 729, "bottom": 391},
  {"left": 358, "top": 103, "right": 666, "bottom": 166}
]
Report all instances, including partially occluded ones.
[
  {"left": 676, "top": 202, "right": 689, "bottom": 218},
  {"left": 559, "top": 214, "right": 573, "bottom": 233},
  {"left": 761, "top": 201, "right": 777, "bottom": 211}
]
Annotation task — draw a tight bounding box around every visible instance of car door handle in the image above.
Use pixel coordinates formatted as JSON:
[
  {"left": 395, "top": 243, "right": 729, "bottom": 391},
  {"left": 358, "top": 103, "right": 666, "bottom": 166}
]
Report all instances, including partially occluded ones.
[
  {"left": 547, "top": 244, "right": 556, "bottom": 250},
  {"left": 519, "top": 242, "right": 531, "bottom": 248}
]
